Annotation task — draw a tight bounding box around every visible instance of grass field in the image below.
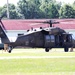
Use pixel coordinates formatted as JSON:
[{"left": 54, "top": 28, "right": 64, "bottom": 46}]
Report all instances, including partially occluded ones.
[{"left": 0, "top": 48, "right": 75, "bottom": 75}]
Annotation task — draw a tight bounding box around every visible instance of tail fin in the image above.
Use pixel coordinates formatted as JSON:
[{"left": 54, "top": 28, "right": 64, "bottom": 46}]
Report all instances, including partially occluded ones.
[{"left": 0, "top": 25, "right": 10, "bottom": 43}]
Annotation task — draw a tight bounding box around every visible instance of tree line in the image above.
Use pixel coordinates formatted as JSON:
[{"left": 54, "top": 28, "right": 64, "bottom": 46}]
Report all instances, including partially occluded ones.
[{"left": 0, "top": 0, "right": 75, "bottom": 19}]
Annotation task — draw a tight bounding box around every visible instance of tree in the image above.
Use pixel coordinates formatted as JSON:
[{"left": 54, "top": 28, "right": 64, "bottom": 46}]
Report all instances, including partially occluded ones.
[
  {"left": 18, "top": 0, "right": 60, "bottom": 19},
  {"left": 40, "top": 0, "right": 59, "bottom": 18},
  {"left": 0, "top": 7, "right": 3, "bottom": 16},
  {"left": 72, "top": 1, "right": 75, "bottom": 10},
  {"left": 48, "top": 3, "right": 59, "bottom": 18},
  {"left": 18, "top": 0, "right": 41, "bottom": 19},
  {"left": 1, "top": 3, "right": 21, "bottom": 19},
  {"left": 59, "top": 4, "right": 75, "bottom": 18}
]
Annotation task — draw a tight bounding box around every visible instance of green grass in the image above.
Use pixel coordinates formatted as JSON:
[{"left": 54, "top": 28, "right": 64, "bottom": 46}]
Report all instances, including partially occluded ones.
[
  {"left": 0, "top": 58, "right": 75, "bottom": 74},
  {"left": 1, "top": 58, "right": 75, "bottom": 72},
  {"left": 0, "top": 48, "right": 75, "bottom": 75},
  {"left": 0, "top": 48, "right": 75, "bottom": 56}
]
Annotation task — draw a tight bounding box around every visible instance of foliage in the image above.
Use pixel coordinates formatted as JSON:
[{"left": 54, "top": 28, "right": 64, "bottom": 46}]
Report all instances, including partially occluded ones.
[
  {"left": 18, "top": 0, "right": 59, "bottom": 19},
  {"left": 59, "top": 4, "right": 75, "bottom": 18},
  {"left": 17, "top": 0, "right": 41, "bottom": 19},
  {"left": 0, "top": 3, "right": 21, "bottom": 19},
  {"left": 0, "top": 0, "right": 75, "bottom": 19},
  {"left": 73, "top": 1, "right": 75, "bottom": 9}
]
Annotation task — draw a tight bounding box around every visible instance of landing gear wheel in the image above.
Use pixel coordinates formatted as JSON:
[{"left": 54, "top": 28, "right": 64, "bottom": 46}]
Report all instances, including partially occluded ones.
[
  {"left": 64, "top": 47, "right": 69, "bottom": 52},
  {"left": 8, "top": 46, "right": 12, "bottom": 53},
  {"left": 45, "top": 48, "right": 49, "bottom": 52},
  {"left": 8, "top": 50, "right": 11, "bottom": 53}
]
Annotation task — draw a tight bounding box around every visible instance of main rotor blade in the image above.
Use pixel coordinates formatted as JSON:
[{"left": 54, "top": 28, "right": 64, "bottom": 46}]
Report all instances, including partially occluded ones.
[
  {"left": 58, "top": 19, "right": 74, "bottom": 22},
  {"left": 29, "top": 23, "right": 43, "bottom": 26},
  {"left": 59, "top": 22, "right": 75, "bottom": 24},
  {"left": 25, "top": 20, "right": 59, "bottom": 24},
  {"left": 42, "top": 20, "right": 59, "bottom": 24}
]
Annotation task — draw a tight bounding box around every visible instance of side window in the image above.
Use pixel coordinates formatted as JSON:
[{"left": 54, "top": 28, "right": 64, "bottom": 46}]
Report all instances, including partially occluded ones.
[
  {"left": 45, "top": 35, "right": 50, "bottom": 42},
  {"left": 50, "top": 35, "right": 55, "bottom": 42},
  {"left": 45, "top": 35, "right": 55, "bottom": 42}
]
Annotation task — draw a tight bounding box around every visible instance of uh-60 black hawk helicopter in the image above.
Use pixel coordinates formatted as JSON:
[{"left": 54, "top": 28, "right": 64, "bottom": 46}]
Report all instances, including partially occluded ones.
[{"left": 0, "top": 15, "right": 74, "bottom": 53}]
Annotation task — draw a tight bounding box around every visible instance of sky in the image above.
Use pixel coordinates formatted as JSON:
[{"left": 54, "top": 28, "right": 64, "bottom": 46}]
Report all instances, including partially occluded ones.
[
  {"left": 0, "top": 0, "right": 75, "bottom": 6},
  {"left": 0, "top": 0, "right": 19, "bottom": 6},
  {"left": 56, "top": 0, "right": 75, "bottom": 4}
]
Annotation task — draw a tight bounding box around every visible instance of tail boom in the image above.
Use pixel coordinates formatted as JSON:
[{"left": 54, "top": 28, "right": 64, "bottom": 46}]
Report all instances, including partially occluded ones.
[{"left": 0, "top": 25, "right": 10, "bottom": 43}]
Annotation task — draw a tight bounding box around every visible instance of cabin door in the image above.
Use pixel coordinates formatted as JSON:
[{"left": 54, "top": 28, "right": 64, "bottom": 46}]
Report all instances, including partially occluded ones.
[{"left": 44, "top": 35, "right": 55, "bottom": 48}]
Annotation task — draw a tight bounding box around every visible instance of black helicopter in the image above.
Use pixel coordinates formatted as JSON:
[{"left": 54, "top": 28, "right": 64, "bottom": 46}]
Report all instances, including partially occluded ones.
[{"left": 0, "top": 15, "right": 74, "bottom": 53}]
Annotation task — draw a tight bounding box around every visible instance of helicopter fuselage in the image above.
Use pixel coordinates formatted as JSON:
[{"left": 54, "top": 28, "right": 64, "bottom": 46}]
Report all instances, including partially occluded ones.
[{"left": 9, "top": 27, "right": 73, "bottom": 52}]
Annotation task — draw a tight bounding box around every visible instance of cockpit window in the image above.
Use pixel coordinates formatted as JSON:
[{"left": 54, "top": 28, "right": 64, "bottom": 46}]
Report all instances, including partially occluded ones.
[
  {"left": 67, "top": 35, "right": 72, "bottom": 42},
  {"left": 63, "top": 34, "right": 72, "bottom": 42}
]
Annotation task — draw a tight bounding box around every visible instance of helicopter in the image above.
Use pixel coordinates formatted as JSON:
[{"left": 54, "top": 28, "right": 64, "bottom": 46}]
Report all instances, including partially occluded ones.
[{"left": 0, "top": 15, "right": 75, "bottom": 53}]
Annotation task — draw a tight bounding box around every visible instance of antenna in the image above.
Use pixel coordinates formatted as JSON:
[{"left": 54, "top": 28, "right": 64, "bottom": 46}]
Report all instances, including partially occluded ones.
[{"left": 7, "top": 0, "right": 10, "bottom": 19}]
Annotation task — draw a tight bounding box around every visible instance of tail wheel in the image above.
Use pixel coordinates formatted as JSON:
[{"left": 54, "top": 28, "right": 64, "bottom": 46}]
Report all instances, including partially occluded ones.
[
  {"left": 8, "top": 46, "right": 13, "bottom": 53},
  {"left": 45, "top": 48, "right": 49, "bottom": 52}
]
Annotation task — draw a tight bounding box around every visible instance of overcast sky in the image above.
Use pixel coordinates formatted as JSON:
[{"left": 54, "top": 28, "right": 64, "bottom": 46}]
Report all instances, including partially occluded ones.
[
  {"left": 0, "top": 0, "right": 74, "bottom": 6},
  {"left": 56, "top": 0, "right": 74, "bottom": 4}
]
